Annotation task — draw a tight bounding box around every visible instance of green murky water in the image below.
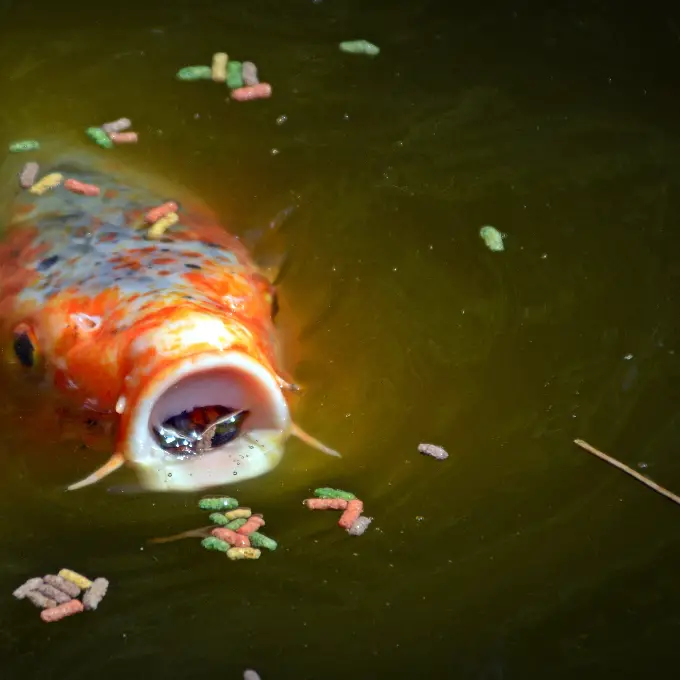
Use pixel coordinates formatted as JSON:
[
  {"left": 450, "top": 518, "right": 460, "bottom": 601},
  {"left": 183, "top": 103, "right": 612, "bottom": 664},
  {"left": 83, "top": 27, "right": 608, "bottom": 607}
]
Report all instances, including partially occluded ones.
[{"left": 2, "top": 1, "right": 680, "bottom": 677}]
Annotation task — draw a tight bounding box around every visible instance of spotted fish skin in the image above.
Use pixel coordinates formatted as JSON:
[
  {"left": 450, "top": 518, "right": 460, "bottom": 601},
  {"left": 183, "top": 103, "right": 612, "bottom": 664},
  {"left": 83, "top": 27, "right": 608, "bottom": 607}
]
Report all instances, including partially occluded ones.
[{"left": 0, "top": 157, "right": 280, "bottom": 420}]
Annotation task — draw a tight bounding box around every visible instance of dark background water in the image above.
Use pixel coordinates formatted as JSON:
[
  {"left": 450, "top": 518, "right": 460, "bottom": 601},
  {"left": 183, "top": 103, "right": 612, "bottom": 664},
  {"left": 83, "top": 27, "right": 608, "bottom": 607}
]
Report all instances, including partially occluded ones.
[{"left": 1, "top": 0, "right": 680, "bottom": 678}]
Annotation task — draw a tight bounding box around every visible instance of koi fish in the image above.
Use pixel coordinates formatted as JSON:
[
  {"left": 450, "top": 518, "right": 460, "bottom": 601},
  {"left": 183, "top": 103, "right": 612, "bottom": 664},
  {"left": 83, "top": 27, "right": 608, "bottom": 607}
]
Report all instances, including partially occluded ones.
[{"left": 0, "top": 147, "right": 339, "bottom": 492}]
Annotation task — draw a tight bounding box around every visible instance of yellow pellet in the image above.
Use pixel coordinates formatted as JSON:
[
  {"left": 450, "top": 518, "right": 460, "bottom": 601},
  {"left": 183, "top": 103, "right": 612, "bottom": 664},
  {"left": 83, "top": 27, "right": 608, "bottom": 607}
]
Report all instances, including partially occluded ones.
[
  {"left": 226, "top": 547, "right": 261, "bottom": 561},
  {"left": 147, "top": 212, "right": 179, "bottom": 239},
  {"left": 212, "top": 52, "right": 228, "bottom": 82},
  {"left": 224, "top": 507, "right": 252, "bottom": 521},
  {"left": 29, "top": 173, "right": 63, "bottom": 195},
  {"left": 58, "top": 568, "right": 92, "bottom": 590}
]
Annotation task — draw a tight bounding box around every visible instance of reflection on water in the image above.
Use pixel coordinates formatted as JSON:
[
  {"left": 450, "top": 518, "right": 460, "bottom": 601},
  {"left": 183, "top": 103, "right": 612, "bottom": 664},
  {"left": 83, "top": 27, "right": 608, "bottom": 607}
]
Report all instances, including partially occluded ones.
[{"left": 2, "top": 0, "right": 680, "bottom": 678}]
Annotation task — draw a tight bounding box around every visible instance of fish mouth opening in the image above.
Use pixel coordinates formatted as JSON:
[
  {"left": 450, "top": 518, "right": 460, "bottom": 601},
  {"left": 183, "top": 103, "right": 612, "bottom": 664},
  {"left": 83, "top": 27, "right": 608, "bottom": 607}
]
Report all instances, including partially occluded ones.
[{"left": 125, "top": 352, "right": 291, "bottom": 491}]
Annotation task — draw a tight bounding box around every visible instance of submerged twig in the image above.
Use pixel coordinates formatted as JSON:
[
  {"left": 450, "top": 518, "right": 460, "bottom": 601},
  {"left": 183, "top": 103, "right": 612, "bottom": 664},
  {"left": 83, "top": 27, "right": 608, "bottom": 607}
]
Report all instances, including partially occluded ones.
[
  {"left": 148, "top": 525, "right": 214, "bottom": 544},
  {"left": 574, "top": 438, "right": 680, "bottom": 506}
]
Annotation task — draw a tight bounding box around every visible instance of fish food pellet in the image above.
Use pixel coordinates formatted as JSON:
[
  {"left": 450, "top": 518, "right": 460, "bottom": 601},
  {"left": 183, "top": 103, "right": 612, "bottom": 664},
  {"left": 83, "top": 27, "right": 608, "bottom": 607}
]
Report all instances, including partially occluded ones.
[
  {"left": 27, "top": 591, "right": 56, "bottom": 609},
  {"left": 209, "top": 512, "right": 232, "bottom": 526},
  {"left": 241, "top": 61, "right": 259, "bottom": 86},
  {"left": 236, "top": 515, "right": 265, "bottom": 536},
  {"left": 339, "top": 40, "right": 380, "bottom": 56},
  {"left": 212, "top": 52, "right": 228, "bottom": 82},
  {"left": 224, "top": 507, "right": 252, "bottom": 521},
  {"left": 418, "top": 442, "right": 449, "bottom": 460},
  {"left": 65, "top": 178, "right": 101, "bottom": 197},
  {"left": 226, "top": 60, "right": 244, "bottom": 89},
  {"left": 339, "top": 499, "right": 364, "bottom": 529},
  {"left": 43, "top": 574, "right": 81, "bottom": 598},
  {"left": 35, "top": 583, "right": 71, "bottom": 604},
  {"left": 18, "top": 162, "right": 39, "bottom": 189},
  {"left": 225, "top": 517, "right": 248, "bottom": 531},
  {"left": 9, "top": 140, "right": 40, "bottom": 153},
  {"left": 29, "top": 172, "right": 63, "bottom": 195},
  {"left": 231, "top": 83, "right": 272, "bottom": 102},
  {"left": 479, "top": 225, "right": 504, "bottom": 252},
  {"left": 101, "top": 117, "right": 131, "bottom": 135},
  {"left": 109, "top": 131, "right": 138, "bottom": 144},
  {"left": 201, "top": 536, "right": 231, "bottom": 552},
  {"left": 347, "top": 515, "right": 372, "bottom": 536},
  {"left": 304, "top": 497, "right": 348, "bottom": 511},
  {"left": 314, "top": 487, "right": 356, "bottom": 501},
  {"left": 83, "top": 578, "right": 109, "bottom": 611},
  {"left": 199, "top": 496, "right": 239, "bottom": 511},
  {"left": 40, "top": 598, "right": 84, "bottom": 623},
  {"left": 249, "top": 531, "right": 277, "bottom": 551},
  {"left": 226, "top": 546, "right": 261, "bottom": 561},
  {"left": 212, "top": 527, "right": 250, "bottom": 548},
  {"left": 86, "top": 127, "right": 114, "bottom": 149},
  {"left": 177, "top": 65, "right": 213, "bottom": 81},
  {"left": 58, "top": 568, "right": 92, "bottom": 590},
  {"left": 13, "top": 577, "right": 44, "bottom": 599},
  {"left": 144, "top": 201, "right": 178, "bottom": 224},
  {"left": 147, "top": 212, "right": 179, "bottom": 239}
]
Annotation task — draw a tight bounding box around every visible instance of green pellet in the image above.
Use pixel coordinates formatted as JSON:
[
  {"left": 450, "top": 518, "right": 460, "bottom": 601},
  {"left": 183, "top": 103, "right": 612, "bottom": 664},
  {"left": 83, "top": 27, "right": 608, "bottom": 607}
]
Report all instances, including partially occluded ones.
[
  {"left": 226, "top": 61, "right": 244, "bottom": 89},
  {"left": 249, "top": 532, "right": 278, "bottom": 551},
  {"left": 176, "top": 65, "right": 213, "bottom": 81},
  {"left": 314, "top": 487, "right": 356, "bottom": 501},
  {"left": 86, "top": 127, "right": 114, "bottom": 149},
  {"left": 339, "top": 40, "right": 380, "bottom": 56},
  {"left": 479, "top": 225, "right": 505, "bottom": 252},
  {"left": 225, "top": 518, "right": 248, "bottom": 531},
  {"left": 201, "top": 536, "right": 230, "bottom": 552},
  {"left": 199, "top": 496, "right": 239, "bottom": 511},
  {"left": 209, "top": 512, "right": 231, "bottom": 526},
  {"left": 9, "top": 140, "right": 40, "bottom": 153}
]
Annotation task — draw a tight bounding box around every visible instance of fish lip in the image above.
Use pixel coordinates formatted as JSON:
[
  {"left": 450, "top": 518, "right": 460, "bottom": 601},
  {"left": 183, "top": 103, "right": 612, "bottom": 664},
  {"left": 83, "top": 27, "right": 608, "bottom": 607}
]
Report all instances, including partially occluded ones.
[{"left": 119, "top": 350, "right": 291, "bottom": 491}]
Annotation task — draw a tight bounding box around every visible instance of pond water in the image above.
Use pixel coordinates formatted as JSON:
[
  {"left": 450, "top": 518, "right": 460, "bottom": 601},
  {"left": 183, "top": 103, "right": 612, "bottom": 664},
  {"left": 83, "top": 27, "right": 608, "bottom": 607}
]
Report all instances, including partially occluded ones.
[{"left": 2, "top": 1, "right": 680, "bottom": 678}]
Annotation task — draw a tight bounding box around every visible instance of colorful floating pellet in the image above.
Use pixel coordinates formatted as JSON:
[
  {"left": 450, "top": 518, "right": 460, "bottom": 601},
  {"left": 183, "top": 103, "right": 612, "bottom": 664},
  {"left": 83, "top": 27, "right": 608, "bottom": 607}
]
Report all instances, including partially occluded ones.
[
  {"left": 479, "top": 225, "right": 504, "bottom": 252},
  {"left": 144, "top": 201, "right": 178, "bottom": 224},
  {"left": 339, "top": 40, "right": 380, "bottom": 56},
  {"left": 40, "top": 598, "right": 84, "bottom": 623},
  {"left": 199, "top": 496, "right": 239, "bottom": 511},
  {"left": 18, "top": 162, "right": 39, "bottom": 189},
  {"left": 347, "top": 515, "right": 373, "bottom": 536},
  {"left": 249, "top": 531, "right": 278, "bottom": 551},
  {"left": 13, "top": 577, "right": 44, "bottom": 600},
  {"left": 58, "top": 568, "right": 92, "bottom": 590},
  {"left": 27, "top": 591, "right": 56, "bottom": 610},
  {"left": 109, "top": 131, "right": 138, "bottom": 144},
  {"left": 177, "top": 65, "right": 213, "bottom": 81},
  {"left": 236, "top": 515, "right": 265, "bottom": 535},
  {"left": 9, "top": 140, "right": 40, "bottom": 153},
  {"left": 231, "top": 83, "right": 272, "bottom": 102},
  {"left": 225, "top": 517, "right": 248, "bottom": 531},
  {"left": 314, "top": 487, "right": 356, "bottom": 501},
  {"left": 225, "top": 507, "right": 252, "bottom": 521},
  {"left": 35, "top": 582, "right": 71, "bottom": 604},
  {"left": 212, "top": 527, "right": 251, "bottom": 548},
  {"left": 209, "top": 512, "right": 232, "bottom": 527},
  {"left": 226, "top": 547, "right": 261, "bottom": 561},
  {"left": 101, "top": 117, "right": 131, "bottom": 135},
  {"left": 29, "top": 172, "right": 63, "bottom": 195},
  {"left": 82, "top": 578, "right": 109, "bottom": 611},
  {"left": 201, "top": 536, "right": 231, "bottom": 552},
  {"left": 242, "top": 61, "right": 259, "bottom": 86},
  {"left": 147, "top": 212, "right": 179, "bottom": 239},
  {"left": 338, "top": 499, "right": 364, "bottom": 529},
  {"left": 64, "top": 178, "right": 101, "bottom": 197},
  {"left": 226, "top": 60, "right": 244, "bottom": 89},
  {"left": 418, "top": 442, "right": 449, "bottom": 460},
  {"left": 304, "top": 497, "right": 348, "bottom": 511},
  {"left": 43, "top": 574, "right": 81, "bottom": 598},
  {"left": 86, "top": 126, "right": 114, "bottom": 149},
  {"left": 212, "top": 52, "right": 228, "bottom": 82}
]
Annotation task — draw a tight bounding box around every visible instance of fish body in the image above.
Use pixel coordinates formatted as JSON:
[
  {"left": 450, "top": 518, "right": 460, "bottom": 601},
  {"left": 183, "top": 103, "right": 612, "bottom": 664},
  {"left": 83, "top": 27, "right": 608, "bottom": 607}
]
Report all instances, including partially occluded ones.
[{"left": 0, "top": 148, "right": 338, "bottom": 491}]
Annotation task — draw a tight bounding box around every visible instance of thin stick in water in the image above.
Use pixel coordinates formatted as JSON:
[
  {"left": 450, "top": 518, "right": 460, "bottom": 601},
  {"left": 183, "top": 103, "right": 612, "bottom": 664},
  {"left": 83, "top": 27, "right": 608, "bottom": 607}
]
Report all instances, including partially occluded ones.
[
  {"left": 574, "top": 438, "right": 680, "bottom": 506},
  {"left": 148, "top": 525, "right": 214, "bottom": 544}
]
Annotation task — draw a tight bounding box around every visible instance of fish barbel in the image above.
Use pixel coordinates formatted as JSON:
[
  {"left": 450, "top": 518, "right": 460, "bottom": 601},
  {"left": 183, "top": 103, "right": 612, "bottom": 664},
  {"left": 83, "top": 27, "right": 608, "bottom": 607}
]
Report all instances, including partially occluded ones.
[{"left": 0, "top": 147, "right": 339, "bottom": 492}]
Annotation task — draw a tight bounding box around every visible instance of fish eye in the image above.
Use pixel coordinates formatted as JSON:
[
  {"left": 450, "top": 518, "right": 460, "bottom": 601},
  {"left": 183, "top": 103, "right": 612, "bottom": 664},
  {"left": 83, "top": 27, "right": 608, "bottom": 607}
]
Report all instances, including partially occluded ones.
[{"left": 12, "top": 324, "right": 39, "bottom": 369}]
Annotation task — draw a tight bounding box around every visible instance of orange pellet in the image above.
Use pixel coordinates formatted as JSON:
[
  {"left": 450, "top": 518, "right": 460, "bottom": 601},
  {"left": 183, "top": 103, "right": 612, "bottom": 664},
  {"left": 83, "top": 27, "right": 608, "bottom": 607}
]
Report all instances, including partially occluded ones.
[
  {"left": 145, "top": 201, "right": 178, "bottom": 224},
  {"left": 64, "top": 178, "right": 100, "bottom": 197},
  {"left": 304, "top": 498, "right": 348, "bottom": 511},
  {"left": 338, "top": 499, "right": 364, "bottom": 529},
  {"left": 211, "top": 527, "right": 250, "bottom": 548},
  {"left": 109, "top": 131, "right": 138, "bottom": 144},
  {"left": 40, "top": 598, "right": 84, "bottom": 623},
  {"left": 236, "top": 515, "right": 265, "bottom": 536}
]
